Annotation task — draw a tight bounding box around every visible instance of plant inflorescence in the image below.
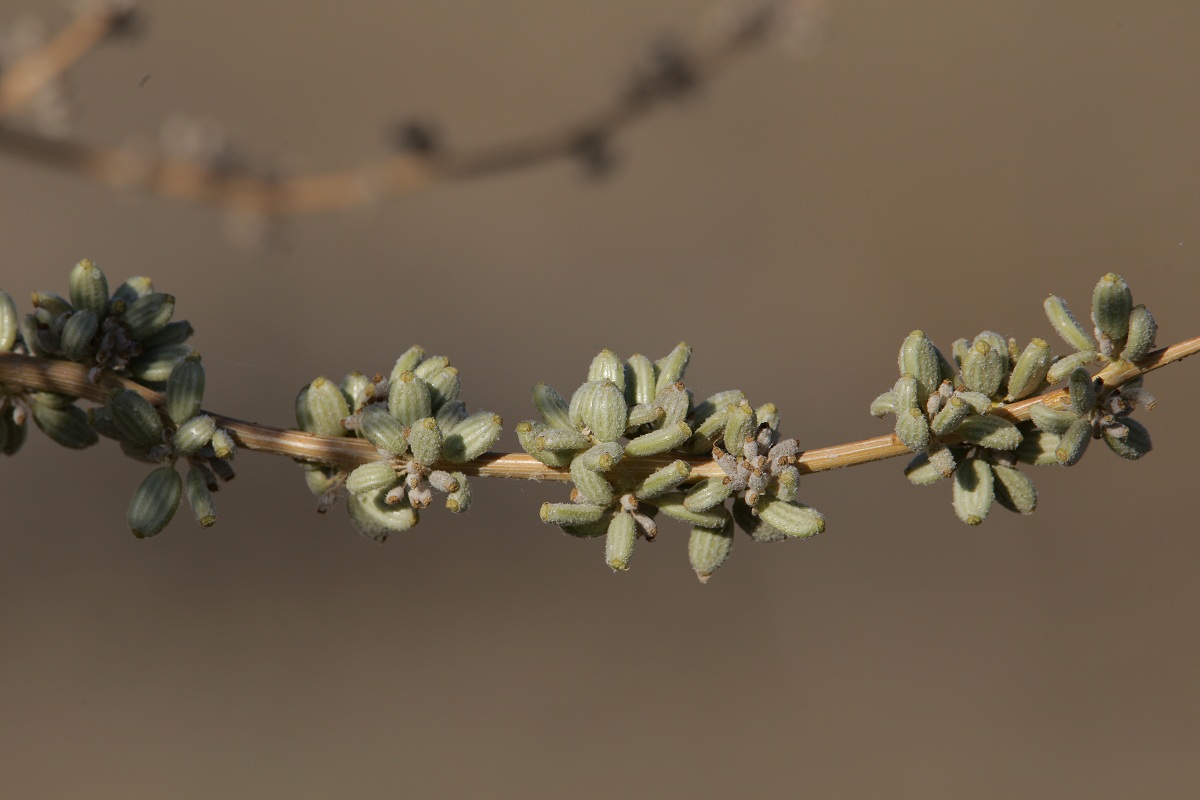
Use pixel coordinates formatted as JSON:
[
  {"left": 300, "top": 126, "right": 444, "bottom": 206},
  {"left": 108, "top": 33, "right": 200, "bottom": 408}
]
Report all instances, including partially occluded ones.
[{"left": 1, "top": 262, "right": 1196, "bottom": 582}]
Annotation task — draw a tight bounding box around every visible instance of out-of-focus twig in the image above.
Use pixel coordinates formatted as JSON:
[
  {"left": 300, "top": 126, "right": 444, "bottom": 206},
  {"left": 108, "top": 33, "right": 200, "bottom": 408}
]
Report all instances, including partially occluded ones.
[
  {"left": 0, "top": 2, "right": 814, "bottom": 217},
  {"left": 0, "top": 3, "right": 131, "bottom": 119}
]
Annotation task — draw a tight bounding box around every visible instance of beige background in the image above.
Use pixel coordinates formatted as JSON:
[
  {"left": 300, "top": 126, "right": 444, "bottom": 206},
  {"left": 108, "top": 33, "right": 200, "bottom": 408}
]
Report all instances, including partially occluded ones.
[{"left": 2, "top": 2, "right": 1199, "bottom": 797}]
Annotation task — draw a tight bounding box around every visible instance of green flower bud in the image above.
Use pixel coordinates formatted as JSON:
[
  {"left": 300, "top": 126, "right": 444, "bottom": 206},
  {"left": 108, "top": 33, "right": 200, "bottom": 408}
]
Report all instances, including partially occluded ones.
[
  {"left": 111, "top": 276, "right": 153, "bottom": 306},
  {"left": 360, "top": 404, "right": 409, "bottom": 456},
  {"left": 1091, "top": 272, "right": 1132, "bottom": 343},
  {"left": 1068, "top": 367, "right": 1096, "bottom": 414},
  {"left": 1043, "top": 294, "right": 1095, "bottom": 353},
  {"left": 0, "top": 290, "right": 17, "bottom": 352},
  {"left": 533, "top": 426, "right": 590, "bottom": 452},
  {"left": 893, "top": 375, "right": 919, "bottom": 411},
  {"left": 32, "top": 403, "right": 98, "bottom": 449},
  {"left": 588, "top": 349, "right": 625, "bottom": 391},
  {"left": 1005, "top": 338, "right": 1053, "bottom": 401},
  {"left": 653, "top": 492, "right": 730, "bottom": 529},
  {"left": 31, "top": 291, "right": 72, "bottom": 318},
  {"left": 413, "top": 355, "right": 448, "bottom": 380},
  {"left": 434, "top": 400, "right": 468, "bottom": 433},
  {"left": 756, "top": 498, "right": 825, "bottom": 538},
  {"left": 605, "top": 512, "right": 637, "bottom": 571},
  {"left": 869, "top": 390, "right": 896, "bottom": 418},
  {"left": 625, "top": 421, "right": 691, "bottom": 457},
  {"left": 1046, "top": 350, "right": 1099, "bottom": 385},
  {"left": 68, "top": 258, "right": 109, "bottom": 317},
  {"left": 954, "top": 391, "right": 993, "bottom": 415},
  {"left": 626, "top": 403, "right": 663, "bottom": 428},
  {"left": 59, "top": 309, "right": 99, "bottom": 361},
  {"left": 122, "top": 292, "right": 175, "bottom": 339},
  {"left": 128, "top": 466, "right": 182, "bottom": 538},
  {"left": 166, "top": 354, "right": 205, "bottom": 425},
  {"left": 443, "top": 412, "right": 503, "bottom": 463},
  {"left": 625, "top": 354, "right": 657, "bottom": 406},
  {"left": 533, "top": 382, "right": 572, "bottom": 429},
  {"left": 185, "top": 465, "right": 218, "bottom": 528},
  {"left": 387, "top": 371, "right": 432, "bottom": 426},
  {"left": 424, "top": 365, "right": 461, "bottom": 409},
  {"left": 516, "top": 421, "right": 574, "bottom": 467},
  {"left": 632, "top": 459, "right": 691, "bottom": 500},
  {"left": 684, "top": 475, "right": 735, "bottom": 513},
  {"left": 653, "top": 382, "right": 691, "bottom": 426},
  {"left": 894, "top": 407, "right": 930, "bottom": 452},
  {"left": 955, "top": 414, "right": 1021, "bottom": 450},
  {"left": 1055, "top": 416, "right": 1093, "bottom": 466},
  {"left": 952, "top": 456, "right": 993, "bottom": 526},
  {"left": 654, "top": 342, "right": 691, "bottom": 396},
  {"left": 961, "top": 340, "right": 1005, "bottom": 397},
  {"left": 693, "top": 390, "right": 745, "bottom": 429},
  {"left": 346, "top": 460, "right": 398, "bottom": 495},
  {"left": 127, "top": 343, "right": 192, "bottom": 384},
  {"left": 1119, "top": 305, "right": 1156, "bottom": 363},
  {"left": 172, "top": 413, "right": 216, "bottom": 456},
  {"left": 1015, "top": 428, "right": 1061, "bottom": 466},
  {"left": 1028, "top": 401, "right": 1078, "bottom": 435},
  {"left": 108, "top": 389, "right": 164, "bottom": 446},
  {"left": 569, "top": 454, "right": 616, "bottom": 505},
  {"left": 689, "top": 521, "right": 734, "bottom": 583},
  {"left": 209, "top": 428, "right": 236, "bottom": 460},
  {"left": 904, "top": 453, "right": 947, "bottom": 485},
  {"left": 930, "top": 396, "right": 970, "bottom": 436},
  {"left": 444, "top": 472, "right": 472, "bottom": 513},
  {"left": 295, "top": 377, "right": 350, "bottom": 437},
  {"left": 140, "top": 320, "right": 194, "bottom": 350},
  {"left": 540, "top": 502, "right": 607, "bottom": 527},
  {"left": 973, "top": 331, "right": 1011, "bottom": 376},
  {"left": 991, "top": 464, "right": 1037, "bottom": 514},
  {"left": 898, "top": 330, "right": 940, "bottom": 404},
  {"left": 731, "top": 497, "right": 786, "bottom": 542},
  {"left": 1102, "top": 418, "right": 1151, "bottom": 460},
  {"left": 389, "top": 345, "right": 425, "bottom": 383},
  {"left": 582, "top": 381, "right": 627, "bottom": 443},
  {"left": 722, "top": 401, "right": 756, "bottom": 452},
  {"left": 407, "top": 417, "right": 443, "bottom": 465},
  {"left": 347, "top": 488, "right": 419, "bottom": 543}
]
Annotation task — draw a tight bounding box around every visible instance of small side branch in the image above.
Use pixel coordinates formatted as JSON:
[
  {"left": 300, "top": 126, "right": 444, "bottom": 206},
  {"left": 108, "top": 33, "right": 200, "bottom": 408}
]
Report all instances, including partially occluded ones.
[{"left": 3, "top": 335, "right": 1196, "bottom": 482}]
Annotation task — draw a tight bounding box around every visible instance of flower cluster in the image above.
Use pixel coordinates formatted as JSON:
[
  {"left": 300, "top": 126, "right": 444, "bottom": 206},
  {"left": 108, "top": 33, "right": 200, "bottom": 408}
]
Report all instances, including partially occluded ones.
[
  {"left": 294, "top": 346, "right": 502, "bottom": 542},
  {"left": 519, "top": 344, "right": 824, "bottom": 582},
  {"left": 0, "top": 260, "right": 234, "bottom": 536},
  {"left": 871, "top": 273, "right": 1156, "bottom": 525}
]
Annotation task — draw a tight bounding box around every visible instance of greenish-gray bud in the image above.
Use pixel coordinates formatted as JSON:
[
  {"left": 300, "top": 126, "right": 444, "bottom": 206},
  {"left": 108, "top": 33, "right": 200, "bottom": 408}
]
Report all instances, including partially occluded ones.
[
  {"left": 1091, "top": 272, "right": 1133, "bottom": 343},
  {"left": 166, "top": 354, "right": 205, "bottom": 426},
  {"left": 951, "top": 457, "right": 993, "bottom": 526},
  {"left": 68, "top": 258, "right": 110, "bottom": 318},
  {"left": 295, "top": 377, "right": 350, "bottom": 437},
  {"left": 128, "top": 466, "right": 183, "bottom": 538},
  {"left": 688, "top": 522, "right": 734, "bottom": 583}
]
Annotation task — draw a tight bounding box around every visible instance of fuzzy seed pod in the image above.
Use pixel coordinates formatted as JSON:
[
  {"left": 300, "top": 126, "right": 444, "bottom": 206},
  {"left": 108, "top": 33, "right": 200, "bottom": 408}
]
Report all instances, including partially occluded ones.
[
  {"left": 951, "top": 457, "right": 993, "bottom": 526},
  {"left": 1068, "top": 367, "right": 1097, "bottom": 414},
  {"left": 347, "top": 488, "right": 419, "bottom": 543},
  {"left": 111, "top": 276, "right": 153, "bottom": 306},
  {"left": 360, "top": 404, "right": 409, "bottom": 456},
  {"left": 444, "top": 472, "right": 472, "bottom": 513},
  {"left": 1043, "top": 294, "right": 1095, "bottom": 353},
  {"left": 693, "top": 390, "right": 744, "bottom": 428},
  {"left": 653, "top": 492, "right": 730, "bottom": 529},
  {"left": 1102, "top": 418, "right": 1152, "bottom": 460},
  {"left": 898, "top": 330, "right": 941, "bottom": 404},
  {"left": 1015, "top": 428, "right": 1061, "bottom": 466},
  {"left": 540, "top": 502, "right": 607, "bottom": 527},
  {"left": 722, "top": 401, "right": 756, "bottom": 453},
  {"left": 893, "top": 375, "right": 920, "bottom": 412},
  {"left": 1091, "top": 273, "right": 1133, "bottom": 343},
  {"left": 0, "top": 290, "right": 17, "bottom": 352},
  {"left": 689, "top": 521, "right": 734, "bottom": 583},
  {"left": 407, "top": 417, "right": 443, "bottom": 465},
  {"left": 962, "top": 340, "right": 1006, "bottom": 397},
  {"left": 185, "top": 465, "right": 218, "bottom": 528},
  {"left": 1028, "top": 402, "right": 1078, "bottom": 435},
  {"left": 295, "top": 377, "right": 351, "bottom": 438},
  {"left": 930, "top": 396, "right": 970, "bottom": 436},
  {"left": 413, "top": 355, "right": 448, "bottom": 380},
  {"left": 973, "top": 332, "right": 1011, "bottom": 376},
  {"left": 32, "top": 403, "right": 98, "bottom": 449},
  {"left": 1006, "top": 338, "right": 1053, "bottom": 400},
  {"left": 653, "top": 382, "right": 691, "bottom": 426},
  {"left": 122, "top": 292, "right": 175, "bottom": 339},
  {"left": 569, "top": 454, "right": 616, "bottom": 505},
  {"left": 424, "top": 365, "right": 461, "bottom": 409},
  {"left": 1119, "top": 305, "right": 1157, "bottom": 363},
  {"left": 626, "top": 403, "right": 663, "bottom": 428},
  {"left": 576, "top": 442, "right": 623, "bottom": 472},
  {"left": 625, "top": 354, "right": 657, "bottom": 406},
  {"left": 955, "top": 414, "right": 1021, "bottom": 450},
  {"left": 172, "top": 413, "right": 216, "bottom": 456},
  {"left": 141, "top": 320, "right": 194, "bottom": 350},
  {"left": 434, "top": 400, "right": 468, "bottom": 433},
  {"left": 632, "top": 460, "right": 691, "bottom": 500},
  {"left": 1046, "top": 350, "right": 1099, "bottom": 385},
  {"left": 605, "top": 512, "right": 637, "bottom": 571},
  {"left": 684, "top": 475, "right": 735, "bottom": 512},
  {"left": 209, "top": 428, "right": 236, "bottom": 460},
  {"left": 588, "top": 349, "right": 625, "bottom": 391},
  {"left": 389, "top": 345, "right": 426, "bottom": 383},
  {"left": 869, "top": 390, "right": 897, "bottom": 418},
  {"left": 755, "top": 403, "right": 780, "bottom": 432},
  {"left": 560, "top": 516, "right": 612, "bottom": 539},
  {"left": 128, "top": 466, "right": 183, "bottom": 538},
  {"left": 165, "top": 355, "right": 205, "bottom": 425},
  {"left": 625, "top": 421, "right": 691, "bottom": 457},
  {"left": 443, "top": 412, "right": 503, "bottom": 463},
  {"left": 773, "top": 465, "right": 801, "bottom": 502},
  {"left": 580, "top": 381, "right": 627, "bottom": 443},
  {"left": 533, "top": 426, "right": 591, "bottom": 452},
  {"left": 731, "top": 498, "right": 786, "bottom": 542},
  {"left": 388, "top": 371, "right": 432, "bottom": 426},
  {"left": 346, "top": 460, "right": 399, "bottom": 495},
  {"left": 108, "top": 389, "right": 165, "bottom": 446},
  {"left": 654, "top": 342, "right": 691, "bottom": 396},
  {"left": 59, "top": 309, "right": 99, "bottom": 361},
  {"left": 127, "top": 343, "right": 192, "bottom": 384},
  {"left": 68, "top": 259, "right": 110, "bottom": 317},
  {"left": 991, "top": 464, "right": 1037, "bottom": 514},
  {"left": 533, "top": 382, "right": 573, "bottom": 429},
  {"left": 32, "top": 291, "right": 72, "bottom": 318},
  {"left": 904, "top": 453, "right": 947, "bottom": 485},
  {"left": 894, "top": 407, "right": 931, "bottom": 452},
  {"left": 928, "top": 443, "right": 959, "bottom": 476},
  {"left": 756, "top": 498, "right": 825, "bottom": 538},
  {"left": 1055, "top": 416, "right": 1093, "bottom": 466}
]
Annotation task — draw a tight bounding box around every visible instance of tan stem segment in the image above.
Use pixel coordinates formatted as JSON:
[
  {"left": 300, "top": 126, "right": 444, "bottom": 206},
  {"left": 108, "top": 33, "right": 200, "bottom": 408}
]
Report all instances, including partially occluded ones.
[{"left": 3, "top": 335, "right": 1197, "bottom": 482}]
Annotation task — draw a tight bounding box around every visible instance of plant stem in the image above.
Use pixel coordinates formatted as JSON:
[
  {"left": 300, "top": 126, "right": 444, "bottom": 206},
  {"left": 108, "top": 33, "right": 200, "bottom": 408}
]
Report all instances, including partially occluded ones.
[{"left": 3, "top": 335, "right": 1197, "bottom": 483}]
